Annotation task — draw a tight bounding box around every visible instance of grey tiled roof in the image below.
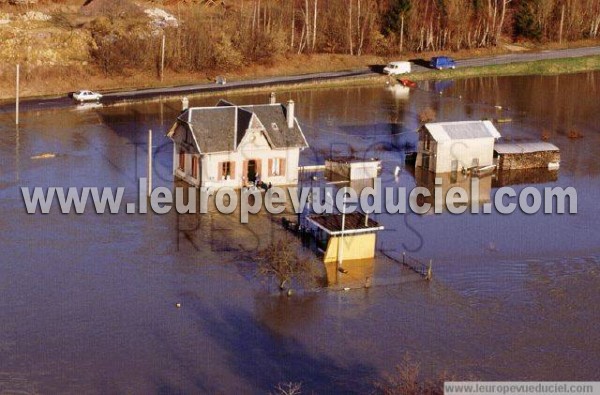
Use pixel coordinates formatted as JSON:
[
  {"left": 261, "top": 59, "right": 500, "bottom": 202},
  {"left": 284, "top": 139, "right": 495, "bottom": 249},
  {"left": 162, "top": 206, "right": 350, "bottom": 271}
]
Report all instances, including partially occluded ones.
[
  {"left": 243, "top": 104, "right": 307, "bottom": 148},
  {"left": 183, "top": 106, "right": 237, "bottom": 153},
  {"left": 173, "top": 101, "right": 308, "bottom": 154}
]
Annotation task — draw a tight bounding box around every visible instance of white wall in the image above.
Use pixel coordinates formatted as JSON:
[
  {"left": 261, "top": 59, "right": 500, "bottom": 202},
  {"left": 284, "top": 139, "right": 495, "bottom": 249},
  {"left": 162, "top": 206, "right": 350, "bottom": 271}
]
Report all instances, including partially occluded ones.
[
  {"left": 434, "top": 138, "right": 495, "bottom": 173},
  {"left": 173, "top": 143, "right": 201, "bottom": 187},
  {"left": 173, "top": 123, "right": 303, "bottom": 189},
  {"left": 417, "top": 137, "right": 495, "bottom": 173}
]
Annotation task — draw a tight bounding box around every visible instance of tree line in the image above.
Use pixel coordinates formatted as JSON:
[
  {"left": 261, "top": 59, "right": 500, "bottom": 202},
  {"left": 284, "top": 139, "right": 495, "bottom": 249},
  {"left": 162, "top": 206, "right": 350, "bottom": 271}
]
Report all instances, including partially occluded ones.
[{"left": 90, "top": 0, "right": 600, "bottom": 75}]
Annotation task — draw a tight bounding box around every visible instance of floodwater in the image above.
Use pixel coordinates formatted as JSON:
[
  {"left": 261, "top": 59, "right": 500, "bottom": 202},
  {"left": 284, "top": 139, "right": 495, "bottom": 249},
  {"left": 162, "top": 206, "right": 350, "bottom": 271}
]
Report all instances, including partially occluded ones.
[{"left": 1, "top": 72, "right": 599, "bottom": 394}]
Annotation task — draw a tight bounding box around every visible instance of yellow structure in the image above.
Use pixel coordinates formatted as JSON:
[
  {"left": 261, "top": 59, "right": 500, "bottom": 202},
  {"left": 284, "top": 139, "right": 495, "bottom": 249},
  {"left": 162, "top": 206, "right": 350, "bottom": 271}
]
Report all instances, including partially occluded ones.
[
  {"left": 307, "top": 212, "right": 384, "bottom": 265},
  {"left": 324, "top": 258, "right": 374, "bottom": 287},
  {"left": 323, "top": 233, "right": 377, "bottom": 263}
]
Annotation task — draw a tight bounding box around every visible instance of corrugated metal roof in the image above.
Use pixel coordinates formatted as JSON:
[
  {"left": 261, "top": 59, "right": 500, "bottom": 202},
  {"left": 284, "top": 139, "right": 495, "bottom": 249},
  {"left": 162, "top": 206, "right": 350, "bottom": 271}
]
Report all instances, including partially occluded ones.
[
  {"left": 424, "top": 120, "right": 501, "bottom": 142},
  {"left": 494, "top": 141, "right": 560, "bottom": 154}
]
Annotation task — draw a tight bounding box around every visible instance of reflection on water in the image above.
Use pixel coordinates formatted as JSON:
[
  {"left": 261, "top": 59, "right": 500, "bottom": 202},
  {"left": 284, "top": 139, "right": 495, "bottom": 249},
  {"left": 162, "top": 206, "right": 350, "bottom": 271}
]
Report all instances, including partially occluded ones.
[
  {"left": 0, "top": 71, "right": 599, "bottom": 393},
  {"left": 413, "top": 168, "right": 493, "bottom": 213},
  {"left": 324, "top": 258, "right": 375, "bottom": 289},
  {"left": 493, "top": 168, "right": 559, "bottom": 187}
]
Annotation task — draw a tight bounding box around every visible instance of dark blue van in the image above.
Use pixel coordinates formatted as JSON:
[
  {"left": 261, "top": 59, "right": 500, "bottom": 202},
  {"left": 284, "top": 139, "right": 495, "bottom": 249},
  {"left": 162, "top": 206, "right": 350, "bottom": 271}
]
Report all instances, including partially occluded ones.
[{"left": 430, "top": 56, "right": 456, "bottom": 70}]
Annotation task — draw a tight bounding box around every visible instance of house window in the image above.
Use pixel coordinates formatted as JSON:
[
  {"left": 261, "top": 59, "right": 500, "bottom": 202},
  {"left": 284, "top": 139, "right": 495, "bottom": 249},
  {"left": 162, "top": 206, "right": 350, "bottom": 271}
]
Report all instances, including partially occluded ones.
[
  {"left": 191, "top": 156, "right": 198, "bottom": 179},
  {"left": 269, "top": 158, "right": 286, "bottom": 176},
  {"left": 220, "top": 161, "right": 235, "bottom": 180},
  {"left": 178, "top": 150, "right": 185, "bottom": 171},
  {"left": 423, "top": 132, "right": 431, "bottom": 151}
]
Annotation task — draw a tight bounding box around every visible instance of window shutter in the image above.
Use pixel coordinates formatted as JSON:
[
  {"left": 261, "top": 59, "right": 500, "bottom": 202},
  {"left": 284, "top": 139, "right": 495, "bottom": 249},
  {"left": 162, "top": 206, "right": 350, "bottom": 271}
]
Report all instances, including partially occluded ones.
[
  {"left": 279, "top": 158, "right": 286, "bottom": 176},
  {"left": 255, "top": 159, "right": 262, "bottom": 179},
  {"left": 229, "top": 161, "right": 236, "bottom": 180},
  {"left": 192, "top": 156, "right": 198, "bottom": 178},
  {"left": 218, "top": 162, "right": 223, "bottom": 180},
  {"left": 268, "top": 159, "right": 273, "bottom": 176},
  {"left": 179, "top": 150, "right": 185, "bottom": 171}
]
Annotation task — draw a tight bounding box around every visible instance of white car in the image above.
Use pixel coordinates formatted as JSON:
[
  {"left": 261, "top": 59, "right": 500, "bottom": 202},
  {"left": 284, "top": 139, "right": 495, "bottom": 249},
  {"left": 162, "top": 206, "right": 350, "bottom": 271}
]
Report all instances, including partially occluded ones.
[
  {"left": 73, "top": 90, "right": 103, "bottom": 102},
  {"left": 383, "top": 61, "right": 412, "bottom": 75}
]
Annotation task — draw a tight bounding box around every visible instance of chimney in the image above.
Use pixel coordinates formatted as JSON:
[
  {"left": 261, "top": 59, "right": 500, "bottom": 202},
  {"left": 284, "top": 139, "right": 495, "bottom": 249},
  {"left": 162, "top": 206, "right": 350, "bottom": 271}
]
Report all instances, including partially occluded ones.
[
  {"left": 287, "top": 100, "right": 295, "bottom": 129},
  {"left": 181, "top": 97, "right": 189, "bottom": 111},
  {"left": 269, "top": 92, "right": 276, "bottom": 104},
  {"left": 365, "top": 213, "right": 369, "bottom": 227}
]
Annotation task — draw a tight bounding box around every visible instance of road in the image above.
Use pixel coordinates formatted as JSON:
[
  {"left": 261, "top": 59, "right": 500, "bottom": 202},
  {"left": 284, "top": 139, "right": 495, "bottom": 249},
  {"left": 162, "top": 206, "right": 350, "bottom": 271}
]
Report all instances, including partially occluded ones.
[{"left": 2, "top": 46, "right": 600, "bottom": 113}]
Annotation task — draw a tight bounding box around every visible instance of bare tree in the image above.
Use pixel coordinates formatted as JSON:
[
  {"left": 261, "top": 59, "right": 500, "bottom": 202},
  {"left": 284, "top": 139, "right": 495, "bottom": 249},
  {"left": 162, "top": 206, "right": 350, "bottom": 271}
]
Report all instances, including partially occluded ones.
[
  {"left": 271, "top": 382, "right": 303, "bottom": 395},
  {"left": 312, "top": 0, "right": 318, "bottom": 51},
  {"left": 257, "top": 237, "right": 317, "bottom": 291},
  {"left": 348, "top": 0, "right": 353, "bottom": 55}
]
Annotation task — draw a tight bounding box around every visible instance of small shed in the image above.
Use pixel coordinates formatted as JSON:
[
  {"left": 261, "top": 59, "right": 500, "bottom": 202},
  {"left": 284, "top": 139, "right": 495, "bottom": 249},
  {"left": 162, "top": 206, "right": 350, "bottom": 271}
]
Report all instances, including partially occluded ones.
[
  {"left": 494, "top": 142, "right": 560, "bottom": 171},
  {"left": 325, "top": 156, "right": 381, "bottom": 181},
  {"left": 307, "top": 212, "right": 384, "bottom": 264},
  {"left": 416, "top": 120, "right": 502, "bottom": 174}
]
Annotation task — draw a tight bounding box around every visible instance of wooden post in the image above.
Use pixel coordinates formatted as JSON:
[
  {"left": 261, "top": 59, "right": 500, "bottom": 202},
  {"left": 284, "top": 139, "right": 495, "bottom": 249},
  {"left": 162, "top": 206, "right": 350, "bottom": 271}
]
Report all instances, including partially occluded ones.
[
  {"left": 160, "top": 34, "right": 166, "bottom": 82},
  {"left": 15, "top": 64, "right": 20, "bottom": 126},
  {"left": 148, "top": 129, "right": 153, "bottom": 197},
  {"left": 15, "top": 124, "right": 20, "bottom": 182},
  {"left": 337, "top": 195, "right": 346, "bottom": 271},
  {"left": 426, "top": 259, "right": 433, "bottom": 281}
]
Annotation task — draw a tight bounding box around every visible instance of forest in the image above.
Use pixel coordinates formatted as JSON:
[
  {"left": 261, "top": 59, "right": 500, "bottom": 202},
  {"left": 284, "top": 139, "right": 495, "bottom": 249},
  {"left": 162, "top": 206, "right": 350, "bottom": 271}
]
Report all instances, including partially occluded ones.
[{"left": 88, "top": 0, "right": 600, "bottom": 75}]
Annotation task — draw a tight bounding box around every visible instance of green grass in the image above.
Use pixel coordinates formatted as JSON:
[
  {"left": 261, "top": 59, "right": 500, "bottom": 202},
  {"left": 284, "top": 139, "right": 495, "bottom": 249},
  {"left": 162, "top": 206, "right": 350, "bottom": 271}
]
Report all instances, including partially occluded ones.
[
  {"left": 407, "top": 55, "right": 600, "bottom": 81},
  {"left": 198, "top": 55, "right": 600, "bottom": 99},
  {"left": 103, "top": 55, "right": 600, "bottom": 104}
]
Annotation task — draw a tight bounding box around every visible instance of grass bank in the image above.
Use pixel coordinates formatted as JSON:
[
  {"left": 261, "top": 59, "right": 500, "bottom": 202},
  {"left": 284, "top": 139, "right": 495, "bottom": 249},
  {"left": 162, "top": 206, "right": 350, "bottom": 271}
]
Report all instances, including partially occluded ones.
[
  {"left": 408, "top": 55, "right": 600, "bottom": 82},
  {"left": 163, "top": 55, "right": 600, "bottom": 102}
]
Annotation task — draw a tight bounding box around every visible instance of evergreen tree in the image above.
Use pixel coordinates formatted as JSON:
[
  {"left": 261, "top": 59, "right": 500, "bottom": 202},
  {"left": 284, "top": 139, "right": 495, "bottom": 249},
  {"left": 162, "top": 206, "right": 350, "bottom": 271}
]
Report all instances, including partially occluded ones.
[{"left": 514, "top": 0, "right": 543, "bottom": 40}]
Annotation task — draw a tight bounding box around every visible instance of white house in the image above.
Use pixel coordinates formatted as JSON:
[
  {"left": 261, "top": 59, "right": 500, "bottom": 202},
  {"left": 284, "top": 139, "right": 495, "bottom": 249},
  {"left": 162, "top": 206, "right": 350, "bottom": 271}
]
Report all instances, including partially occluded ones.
[
  {"left": 167, "top": 99, "right": 308, "bottom": 189},
  {"left": 416, "top": 120, "right": 501, "bottom": 173}
]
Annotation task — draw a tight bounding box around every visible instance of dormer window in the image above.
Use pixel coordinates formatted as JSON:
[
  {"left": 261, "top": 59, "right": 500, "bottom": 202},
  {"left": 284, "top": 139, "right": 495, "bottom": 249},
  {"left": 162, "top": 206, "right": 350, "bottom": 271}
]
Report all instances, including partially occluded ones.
[{"left": 271, "top": 122, "right": 279, "bottom": 131}]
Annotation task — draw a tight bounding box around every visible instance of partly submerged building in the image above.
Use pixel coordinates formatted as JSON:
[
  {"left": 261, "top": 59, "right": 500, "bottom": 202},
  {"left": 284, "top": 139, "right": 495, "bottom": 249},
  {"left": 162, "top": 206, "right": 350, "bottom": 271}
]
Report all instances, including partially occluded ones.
[
  {"left": 416, "top": 120, "right": 501, "bottom": 173},
  {"left": 494, "top": 142, "right": 560, "bottom": 171},
  {"left": 307, "top": 212, "right": 384, "bottom": 264},
  {"left": 167, "top": 99, "right": 308, "bottom": 189},
  {"left": 325, "top": 156, "right": 381, "bottom": 181}
]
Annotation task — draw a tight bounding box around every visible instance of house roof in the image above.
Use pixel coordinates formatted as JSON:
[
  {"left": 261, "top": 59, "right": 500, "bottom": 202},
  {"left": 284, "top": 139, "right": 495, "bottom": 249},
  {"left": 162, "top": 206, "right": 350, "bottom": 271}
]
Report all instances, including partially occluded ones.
[
  {"left": 423, "top": 121, "right": 501, "bottom": 142},
  {"left": 494, "top": 141, "right": 560, "bottom": 154},
  {"left": 307, "top": 212, "right": 384, "bottom": 236},
  {"left": 172, "top": 101, "right": 308, "bottom": 154}
]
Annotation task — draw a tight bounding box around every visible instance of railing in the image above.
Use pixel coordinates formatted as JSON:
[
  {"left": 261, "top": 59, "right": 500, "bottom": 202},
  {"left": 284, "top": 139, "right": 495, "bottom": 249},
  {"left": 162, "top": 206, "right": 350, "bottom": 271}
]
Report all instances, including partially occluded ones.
[{"left": 382, "top": 251, "right": 433, "bottom": 280}]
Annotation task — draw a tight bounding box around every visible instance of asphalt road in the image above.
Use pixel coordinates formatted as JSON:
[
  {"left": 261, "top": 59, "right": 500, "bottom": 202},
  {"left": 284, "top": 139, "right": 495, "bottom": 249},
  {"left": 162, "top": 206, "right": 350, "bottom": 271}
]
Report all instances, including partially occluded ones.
[{"left": 2, "top": 46, "right": 600, "bottom": 113}]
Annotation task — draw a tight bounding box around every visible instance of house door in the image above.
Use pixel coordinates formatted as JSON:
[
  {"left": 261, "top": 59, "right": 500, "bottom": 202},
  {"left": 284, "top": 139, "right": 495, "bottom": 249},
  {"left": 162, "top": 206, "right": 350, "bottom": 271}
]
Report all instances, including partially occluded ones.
[{"left": 247, "top": 160, "right": 257, "bottom": 182}]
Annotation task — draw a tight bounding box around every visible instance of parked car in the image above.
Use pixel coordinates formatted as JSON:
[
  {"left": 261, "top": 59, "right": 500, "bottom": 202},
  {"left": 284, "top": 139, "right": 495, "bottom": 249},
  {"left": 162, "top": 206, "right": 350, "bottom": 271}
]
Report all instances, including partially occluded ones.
[
  {"left": 383, "top": 61, "right": 412, "bottom": 75},
  {"left": 430, "top": 56, "right": 456, "bottom": 70},
  {"left": 72, "top": 90, "right": 103, "bottom": 102}
]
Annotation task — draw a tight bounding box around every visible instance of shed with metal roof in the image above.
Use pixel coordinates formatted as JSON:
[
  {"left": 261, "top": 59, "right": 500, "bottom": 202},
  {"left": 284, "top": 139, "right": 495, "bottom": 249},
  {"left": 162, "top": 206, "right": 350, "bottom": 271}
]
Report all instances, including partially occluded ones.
[
  {"left": 416, "top": 121, "right": 502, "bottom": 173},
  {"left": 494, "top": 141, "right": 560, "bottom": 170}
]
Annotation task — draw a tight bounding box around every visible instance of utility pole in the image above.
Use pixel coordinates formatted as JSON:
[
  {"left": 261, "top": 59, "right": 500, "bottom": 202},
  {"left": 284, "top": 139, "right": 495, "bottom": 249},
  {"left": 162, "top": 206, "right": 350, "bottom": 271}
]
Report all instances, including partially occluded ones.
[
  {"left": 160, "top": 34, "right": 166, "bottom": 82},
  {"left": 337, "top": 194, "right": 346, "bottom": 271},
  {"left": 148, "top": 129, "right": 153, "bottom": 197},
  {"left": 15, "top": 64, "right": 20, "bottom": 125}
]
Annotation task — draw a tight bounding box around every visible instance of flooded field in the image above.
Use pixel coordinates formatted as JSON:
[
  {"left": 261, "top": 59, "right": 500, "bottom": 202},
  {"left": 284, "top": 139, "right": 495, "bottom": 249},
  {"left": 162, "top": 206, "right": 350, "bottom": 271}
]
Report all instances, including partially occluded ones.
[{"left": 0, "top": 72, "right": 599, "bottom": 393}]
